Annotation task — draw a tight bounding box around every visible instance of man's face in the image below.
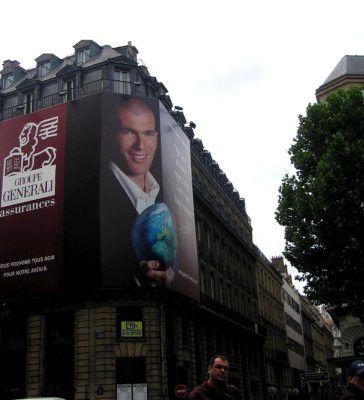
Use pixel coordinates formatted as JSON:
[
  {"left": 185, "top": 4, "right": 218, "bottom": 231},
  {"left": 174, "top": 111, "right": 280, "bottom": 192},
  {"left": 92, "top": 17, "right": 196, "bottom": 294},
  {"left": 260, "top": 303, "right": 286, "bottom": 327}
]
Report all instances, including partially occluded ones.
[
  {"left": 115, "top": 105, "right": 157, "bottom": 187},
  {"left": 349, "top": 375, "right": 364, "bottom": 392},
  {"left": 208, "top": 357, "right": 229, "bottom": 384}
]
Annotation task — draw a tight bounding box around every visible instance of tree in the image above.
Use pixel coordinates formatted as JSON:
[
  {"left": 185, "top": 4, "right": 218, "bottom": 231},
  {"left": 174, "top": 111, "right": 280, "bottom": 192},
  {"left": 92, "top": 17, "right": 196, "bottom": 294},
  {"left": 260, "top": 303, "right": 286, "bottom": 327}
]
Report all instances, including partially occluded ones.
[{"left": 276, "top": 86, "right": 364, "bottom": 316}]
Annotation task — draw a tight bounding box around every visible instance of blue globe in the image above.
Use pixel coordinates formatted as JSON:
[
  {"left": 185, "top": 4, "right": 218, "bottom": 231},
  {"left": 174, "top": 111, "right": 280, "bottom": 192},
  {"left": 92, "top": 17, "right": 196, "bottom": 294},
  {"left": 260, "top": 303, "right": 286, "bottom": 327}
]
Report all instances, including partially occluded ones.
[{"left": 131, "top": 202, "right": 177, "bottom": 271}]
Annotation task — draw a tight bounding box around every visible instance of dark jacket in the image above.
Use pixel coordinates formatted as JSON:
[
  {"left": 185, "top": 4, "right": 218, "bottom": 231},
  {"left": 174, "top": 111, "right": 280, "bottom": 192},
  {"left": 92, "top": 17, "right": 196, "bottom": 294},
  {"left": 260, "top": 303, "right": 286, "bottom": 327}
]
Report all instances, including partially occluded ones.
[
  {"left": 339, "top": 384, "right": 364, "bottom": 400},
  {"left": 188, "top": 380, "right": 243, "bottom": 400},
  {"left": 100, "top": 166, "right": 162, "bottom": 286}
]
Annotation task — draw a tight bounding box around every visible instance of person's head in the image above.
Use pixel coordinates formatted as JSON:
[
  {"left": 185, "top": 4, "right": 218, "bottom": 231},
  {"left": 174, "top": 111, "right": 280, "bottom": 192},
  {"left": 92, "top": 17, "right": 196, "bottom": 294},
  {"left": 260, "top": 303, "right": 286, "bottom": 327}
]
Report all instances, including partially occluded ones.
[
  {"left": 207, "top": 355, "right": 230, "bottom": 386},
  {"left": 347, "top": 360, "right": 364, "bottom": 392},
  {"left": 109, "top": 98, "right": 158, "bottom": 190}
]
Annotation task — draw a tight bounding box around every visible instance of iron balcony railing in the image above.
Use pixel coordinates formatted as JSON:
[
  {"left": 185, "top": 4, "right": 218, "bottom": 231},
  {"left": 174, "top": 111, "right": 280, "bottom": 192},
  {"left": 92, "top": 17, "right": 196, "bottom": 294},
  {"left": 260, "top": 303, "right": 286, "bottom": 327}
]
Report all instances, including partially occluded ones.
[
  {"left": 201, "top": 293, "right": 267, "bottom": 337},
  {"left": 0, "top": 79, "right": 146, "bottom": 121}
]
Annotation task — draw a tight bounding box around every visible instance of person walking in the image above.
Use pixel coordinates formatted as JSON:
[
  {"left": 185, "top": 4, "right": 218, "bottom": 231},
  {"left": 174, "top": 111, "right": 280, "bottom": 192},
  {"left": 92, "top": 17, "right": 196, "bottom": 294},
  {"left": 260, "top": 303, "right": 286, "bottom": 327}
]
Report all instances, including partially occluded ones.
[
  {"left": 188, "top": 355, "right": 243, "bottom": 400},
  {"left": 339, "top": 360, "right": 364, "bottom": 400}
]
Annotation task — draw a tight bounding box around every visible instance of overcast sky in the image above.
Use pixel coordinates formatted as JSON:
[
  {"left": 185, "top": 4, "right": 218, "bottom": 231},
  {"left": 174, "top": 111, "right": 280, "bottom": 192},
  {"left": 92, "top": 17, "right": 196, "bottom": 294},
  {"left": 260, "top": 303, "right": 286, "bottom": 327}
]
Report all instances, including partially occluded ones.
[{"left": 2, "top": 0, "right": 364, "bottom": 291}]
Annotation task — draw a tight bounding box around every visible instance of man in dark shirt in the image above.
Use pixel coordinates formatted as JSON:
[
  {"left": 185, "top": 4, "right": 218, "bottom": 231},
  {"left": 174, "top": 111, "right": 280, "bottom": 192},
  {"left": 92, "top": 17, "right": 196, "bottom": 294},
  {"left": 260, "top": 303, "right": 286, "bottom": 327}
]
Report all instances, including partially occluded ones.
[
  {"left": 188, "top": 355, "right": 244, "bottom": 400},
  {"left": 339, "top": 360, "right": 364, "bottom": 400}
]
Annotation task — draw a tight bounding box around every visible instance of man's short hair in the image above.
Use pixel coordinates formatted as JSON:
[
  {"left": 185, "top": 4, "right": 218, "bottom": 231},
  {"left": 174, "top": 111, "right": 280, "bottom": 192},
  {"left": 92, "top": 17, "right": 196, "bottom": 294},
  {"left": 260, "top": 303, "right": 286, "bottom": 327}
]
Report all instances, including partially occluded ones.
[
  {"left": 117, "top": 97, "right": 155, "bottom": 120},
  {"left": 209, "top": 354, "right": 228, "bottom": 367},
  {"left": 110, "top": 97, "right": 156, "bottom": 136}
]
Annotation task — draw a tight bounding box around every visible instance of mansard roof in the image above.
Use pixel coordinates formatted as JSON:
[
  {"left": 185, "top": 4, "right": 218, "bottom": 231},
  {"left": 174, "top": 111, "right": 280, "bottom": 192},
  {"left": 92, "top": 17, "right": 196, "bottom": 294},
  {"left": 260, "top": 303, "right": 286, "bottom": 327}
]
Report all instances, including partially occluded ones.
[
  {"left": 82, "top": 48, "right": 137, "bottom": 68},
  {"left": 35, "top": 53, "right": 61, "bottom": 63},
  {"left": 16, "top": 77, "right": 40, "bottom": 90},
  {"left": 73, "top": 39, "right": 101, "bottom": 50},
  {"left": 323, "top": 55, "right": 364, "bottom": 85},
  {"left": 55, "top": 64, "right": 81, "bottom": 77}
]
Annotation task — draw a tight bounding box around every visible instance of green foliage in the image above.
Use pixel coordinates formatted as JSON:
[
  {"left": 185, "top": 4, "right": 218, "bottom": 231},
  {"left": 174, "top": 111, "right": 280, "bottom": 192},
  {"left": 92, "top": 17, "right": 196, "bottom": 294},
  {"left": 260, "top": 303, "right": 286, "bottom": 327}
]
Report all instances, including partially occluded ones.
[{"left": 276, "top": 86, "right": 364, "bottom": 314}]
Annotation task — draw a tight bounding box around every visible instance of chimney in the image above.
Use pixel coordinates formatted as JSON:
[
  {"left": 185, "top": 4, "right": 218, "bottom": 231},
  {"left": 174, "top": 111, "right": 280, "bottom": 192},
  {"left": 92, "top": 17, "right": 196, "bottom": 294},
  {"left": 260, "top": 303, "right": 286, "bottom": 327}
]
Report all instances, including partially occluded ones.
[{"left": 271, "top": 256, "right": 287, "bottom": 274}]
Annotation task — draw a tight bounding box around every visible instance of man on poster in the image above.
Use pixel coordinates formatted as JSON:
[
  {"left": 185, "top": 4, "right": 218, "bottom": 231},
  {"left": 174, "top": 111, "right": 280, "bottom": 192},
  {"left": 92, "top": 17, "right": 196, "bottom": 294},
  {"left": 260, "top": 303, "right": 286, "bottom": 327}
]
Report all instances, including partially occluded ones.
[{"left": 100, "top": 96, "right": 176, "bottom": 287}]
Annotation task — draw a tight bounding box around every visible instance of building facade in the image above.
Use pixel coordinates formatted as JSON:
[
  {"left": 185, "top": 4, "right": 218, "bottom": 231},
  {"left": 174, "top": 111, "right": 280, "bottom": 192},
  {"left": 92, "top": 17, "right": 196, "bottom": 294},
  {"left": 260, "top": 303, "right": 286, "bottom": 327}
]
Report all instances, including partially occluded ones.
[
  {"left": 256, "top": 253, "right": 291, "bottom": 400},
  {"left": 0, "top": 39, "right": 342, "bottom": 400},
  {"left": 0, "top": 40, "right": 267, "bottom": 400},
  {"left": 301, "top": 298, "right": 337, "bottom": 400}
]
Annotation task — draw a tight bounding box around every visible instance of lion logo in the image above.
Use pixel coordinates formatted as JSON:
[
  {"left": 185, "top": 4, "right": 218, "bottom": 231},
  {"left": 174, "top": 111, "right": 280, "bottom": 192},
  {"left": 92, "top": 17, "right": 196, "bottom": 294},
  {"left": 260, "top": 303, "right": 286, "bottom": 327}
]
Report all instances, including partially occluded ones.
[{"left": 4, "top": 116, "right": 58, "bottom": 176}]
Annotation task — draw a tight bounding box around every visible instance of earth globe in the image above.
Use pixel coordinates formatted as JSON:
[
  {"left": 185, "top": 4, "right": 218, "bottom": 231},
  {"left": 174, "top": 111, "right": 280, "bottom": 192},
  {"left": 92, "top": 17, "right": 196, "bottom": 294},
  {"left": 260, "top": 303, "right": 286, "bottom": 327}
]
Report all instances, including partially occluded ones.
[{"left": 132, "top": 202, "right": 177, "bottom": 271}]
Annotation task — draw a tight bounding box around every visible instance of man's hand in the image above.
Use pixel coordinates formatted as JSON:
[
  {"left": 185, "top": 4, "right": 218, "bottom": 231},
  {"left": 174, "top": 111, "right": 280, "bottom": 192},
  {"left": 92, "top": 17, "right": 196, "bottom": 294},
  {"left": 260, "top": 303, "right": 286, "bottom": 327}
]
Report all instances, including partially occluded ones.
[{"left": 139, "top": 261, "right": 175, "bottom": 284}]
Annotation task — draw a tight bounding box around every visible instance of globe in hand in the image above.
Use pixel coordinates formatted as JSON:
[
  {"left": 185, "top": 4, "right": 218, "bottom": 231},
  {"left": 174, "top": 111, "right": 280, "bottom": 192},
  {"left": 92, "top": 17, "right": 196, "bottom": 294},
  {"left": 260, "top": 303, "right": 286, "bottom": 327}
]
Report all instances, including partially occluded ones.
[{"left": 131, "top": 202, "right": 177, "bottom": 271}]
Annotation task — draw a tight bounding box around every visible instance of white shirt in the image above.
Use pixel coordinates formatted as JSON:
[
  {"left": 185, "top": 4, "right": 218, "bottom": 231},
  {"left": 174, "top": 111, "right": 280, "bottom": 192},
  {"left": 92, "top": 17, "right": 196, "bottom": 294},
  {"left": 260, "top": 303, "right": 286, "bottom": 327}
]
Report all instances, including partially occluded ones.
[{"left": 109, "top": 161, "right": 160, "bottom": 214}]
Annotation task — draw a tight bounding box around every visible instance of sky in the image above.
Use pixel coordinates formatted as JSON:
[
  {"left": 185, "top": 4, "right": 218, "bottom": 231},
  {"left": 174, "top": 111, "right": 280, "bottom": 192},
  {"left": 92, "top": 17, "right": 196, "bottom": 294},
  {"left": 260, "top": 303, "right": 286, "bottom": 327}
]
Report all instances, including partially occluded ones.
[{"left": 2, "top": 0, "right": 364, "bottom": 292}]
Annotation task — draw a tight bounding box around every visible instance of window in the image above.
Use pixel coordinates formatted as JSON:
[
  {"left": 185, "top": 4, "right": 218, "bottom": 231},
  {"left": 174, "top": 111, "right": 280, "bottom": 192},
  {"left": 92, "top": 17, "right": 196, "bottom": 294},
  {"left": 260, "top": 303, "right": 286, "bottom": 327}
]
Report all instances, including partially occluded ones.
[
  {"left": 200, "top": 267, "right": 205, "bottom": 294},
  {"left": 206, "top": 228, "right": 211, "bottom": 249},
  {"left": 181, "top": 318, "right": 191, "bottom": 346},
  {"left": 227, "top": 284, "right": 231, "bottom": 308},
  {"left": 287, "top": 337, "right": 304, "bottom": 356},
  {"left": 39, "top": 61, "right": 51, "bottom": 78},
  {"left": 196, "top": 218, "right": 202, "bottom": 242},
  {"left": 3, "top": 73, "right": 14, "bottom": 89},
  {"left": 62, "top": 78, "right": 76, "bottom": 101},
  {"left": 247, "top": 298, "right": 251, "bottom": 319},
  {"left": 22, "top": 91, "right": 34, "bottom": 114},
  {"left": 219, "top": 279, "right": 224, "bottom": 304},
  {"left": 44, "top": 312, "right": 74, "bottom": 399},
  {"left": 285, "top": 312, "right": 302, "bottom": 334},
  {"left": 225, "top": 245, "right": 229, "bottom": 263},
  {"left": 283, "top": 290, "right": 300, "bottom": 313},
  {"left": 114, "top": 69, "right": 131, "bottom": 94},
  {"left": 210, "top": 273, "right": 215, "bottom": 299},
  {"left": 77, "top": 47, "right": 91, "bottom": 64},
  {"left": 214, "top": 234, "right": 220, "bottom": 256},
  {"left": 235, "top": 289, "right": 239, "bottom": 311}
]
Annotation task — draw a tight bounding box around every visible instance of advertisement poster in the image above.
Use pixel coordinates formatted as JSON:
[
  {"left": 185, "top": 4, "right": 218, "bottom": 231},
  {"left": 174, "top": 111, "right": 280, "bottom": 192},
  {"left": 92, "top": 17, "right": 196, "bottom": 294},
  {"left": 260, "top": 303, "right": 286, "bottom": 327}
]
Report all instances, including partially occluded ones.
[
  {"left": 0, "top": 105, "right": 67, "bottom": 295},
  {"left": 0, "top": 92, "right": 199, "bottom": 300},
  {"left": 100, "top": 94, "right": 200, "bottom": 301}
]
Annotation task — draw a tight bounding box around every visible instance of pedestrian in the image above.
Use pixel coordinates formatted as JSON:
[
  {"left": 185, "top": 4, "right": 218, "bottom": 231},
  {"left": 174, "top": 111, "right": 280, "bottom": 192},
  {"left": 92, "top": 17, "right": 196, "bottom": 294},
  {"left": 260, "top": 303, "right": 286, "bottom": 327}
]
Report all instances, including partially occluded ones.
[
  {"left": 188, "top": 354, "right": 244, "bottom": 399},
  {"left": 339, "top": 360, "right": 364, "bottom": 400}
]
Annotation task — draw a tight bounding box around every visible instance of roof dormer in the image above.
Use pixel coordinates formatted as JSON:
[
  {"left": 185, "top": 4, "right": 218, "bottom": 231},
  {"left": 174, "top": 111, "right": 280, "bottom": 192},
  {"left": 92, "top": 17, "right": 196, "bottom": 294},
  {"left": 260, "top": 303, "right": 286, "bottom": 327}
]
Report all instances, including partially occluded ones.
[
  {"left": 73, "top": 40, "right": 102, "bottom": 65},
  {"left": 35, "top": 53, "right": 62, "bottom": 78},
  {"left": 1, "top": 60, "right": 26, "bottom": 90}
]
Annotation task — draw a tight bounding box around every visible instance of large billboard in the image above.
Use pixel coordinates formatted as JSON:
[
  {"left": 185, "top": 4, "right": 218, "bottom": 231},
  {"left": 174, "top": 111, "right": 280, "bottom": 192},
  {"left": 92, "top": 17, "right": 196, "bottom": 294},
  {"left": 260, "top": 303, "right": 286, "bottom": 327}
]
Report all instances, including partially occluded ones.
[
  {"left": 99, "top": 94, "right": 199, "bottom": 301},
  {"left": 0, "top": 105, "right": 67, "bottom": 295},
  {"left": 0, "top": 93, "right": 200, "bottom": 301}
]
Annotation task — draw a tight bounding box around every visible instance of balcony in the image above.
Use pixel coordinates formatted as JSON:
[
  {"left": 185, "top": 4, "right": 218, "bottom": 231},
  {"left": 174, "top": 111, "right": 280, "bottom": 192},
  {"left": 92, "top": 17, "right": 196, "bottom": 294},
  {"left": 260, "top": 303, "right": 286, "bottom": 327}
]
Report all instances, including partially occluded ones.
[
  {"left": 201, "top": 293, "right": 267, "bottom": 338},
  {"left": 0, "top": 79, "right": 146, "bottom": 121}
]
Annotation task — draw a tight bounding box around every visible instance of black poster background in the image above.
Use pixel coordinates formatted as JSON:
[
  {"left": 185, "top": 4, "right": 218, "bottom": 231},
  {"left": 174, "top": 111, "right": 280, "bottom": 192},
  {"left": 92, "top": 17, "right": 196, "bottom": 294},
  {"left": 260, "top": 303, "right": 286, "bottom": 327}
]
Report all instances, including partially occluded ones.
[{"left": 63, "top": 93, "right": 102, "bottom": 290}]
